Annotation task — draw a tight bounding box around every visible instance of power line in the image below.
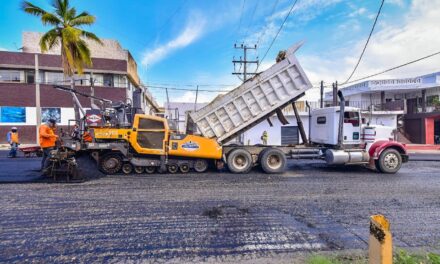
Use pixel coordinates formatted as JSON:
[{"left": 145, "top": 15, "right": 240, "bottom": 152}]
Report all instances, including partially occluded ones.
[
  {"left": 256, "top": 0, "right": 280, "bottom": 47},
  {"left": 147, "top": 49, "right": 440, "bottom": 95},
  {"left": 257, "top": 0, "right": 299, "bottom": 72},
  {"left": 145, "top": 81, "right": 236, "bottom": 87},
  {"left": 342, "top": 50, "right": 440, "bottom": 86},
  {"left": 144, "top": 85, "right": 231, "bottom": 93},
  {"left": 142, "top": 0, "right": 188, "bottom": 46},
  {"left": 342, "top": 0, "right": 385, "bottom": 85}
]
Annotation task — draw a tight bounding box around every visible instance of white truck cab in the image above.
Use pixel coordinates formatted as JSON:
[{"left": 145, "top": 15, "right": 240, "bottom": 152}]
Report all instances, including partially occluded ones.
[{"left": 310, "top": 107, "right": 362, "bottom": 146}]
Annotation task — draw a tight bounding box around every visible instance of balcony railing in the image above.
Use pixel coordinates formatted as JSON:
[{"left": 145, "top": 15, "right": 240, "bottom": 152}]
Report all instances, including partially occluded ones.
[{"left": 282, "top": 100, "right": 406, "bottom": 115}]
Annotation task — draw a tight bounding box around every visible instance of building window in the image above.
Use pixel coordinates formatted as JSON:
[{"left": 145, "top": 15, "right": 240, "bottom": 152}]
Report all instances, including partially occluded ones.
[
  {"left": 427, "top": 95, "right": 439, "bottom": 106},
  {"left": 44, "top": 71, "right": 65, "bottom": 84},
  {"left": 0, "top": 69, "right": 23, "bottom": 82},
  {"left": 74, "top": 74, "right": 91, "bottom": 86},
  {"left": 93, "top": 74, "right": 104, "bottom": 86},
  {"left": 25, "top": 70, "right": 35, "bottom": 84},
  {"left": 114, "top": 75, "right": 127, "bottom": 88},
  {"left": 103, "top": 74, "right": 113, "bottom": 87}
]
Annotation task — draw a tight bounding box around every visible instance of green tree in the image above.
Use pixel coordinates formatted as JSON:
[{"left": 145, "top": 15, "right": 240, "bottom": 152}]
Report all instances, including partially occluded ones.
[{"left": 21, "top": 0, "right": 102, "bottom": 76}]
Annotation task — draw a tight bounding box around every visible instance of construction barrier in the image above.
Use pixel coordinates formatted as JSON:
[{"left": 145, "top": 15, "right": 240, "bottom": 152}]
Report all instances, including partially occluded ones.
[{"left": 369, "top": 214, "right": 392, "bottom": 264}]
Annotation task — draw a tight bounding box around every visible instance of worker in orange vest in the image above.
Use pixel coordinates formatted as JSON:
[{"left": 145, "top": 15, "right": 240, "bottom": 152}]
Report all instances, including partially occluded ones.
[
  {"left": 7, "top": 127, "right": 19, "bottom": 158},
  {"left": 39, "top": 119, "right": 58, "bottom": 171}
]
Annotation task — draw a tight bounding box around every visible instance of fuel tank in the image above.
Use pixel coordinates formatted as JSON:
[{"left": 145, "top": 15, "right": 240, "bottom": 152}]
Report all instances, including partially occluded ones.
[{"left": 325, "top": 149, "right": 370, "bottom": 165}]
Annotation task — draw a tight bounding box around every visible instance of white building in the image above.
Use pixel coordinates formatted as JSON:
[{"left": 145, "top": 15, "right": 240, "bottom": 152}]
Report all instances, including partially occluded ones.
[{"left": 326, "top": 72, "right": 440, "bottom": 144}]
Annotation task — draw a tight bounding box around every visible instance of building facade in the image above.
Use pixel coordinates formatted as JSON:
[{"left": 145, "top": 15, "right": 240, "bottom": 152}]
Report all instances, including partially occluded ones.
[
  {"left": 326, "top": 72, "right": 440, "bottom": 144},
  {"left": 0, "top": 32, "right": 159, "bottom": 143}
]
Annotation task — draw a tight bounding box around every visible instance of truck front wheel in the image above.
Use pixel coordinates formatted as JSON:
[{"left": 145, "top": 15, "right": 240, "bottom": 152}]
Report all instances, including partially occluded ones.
[
  {"left": 260, "top": 148, "right": 286, "bottom": 174},
  {"left": 227, "top": 149, "right": 253, "bottom": 173},
  {"left": 376, "top": 148, "right": 402, "bottom": 174}
]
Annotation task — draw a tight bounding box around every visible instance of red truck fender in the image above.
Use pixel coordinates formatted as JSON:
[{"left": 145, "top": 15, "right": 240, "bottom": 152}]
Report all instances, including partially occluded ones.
[{"left": 368, "top": 140, "right": 409, "bottom": 163}]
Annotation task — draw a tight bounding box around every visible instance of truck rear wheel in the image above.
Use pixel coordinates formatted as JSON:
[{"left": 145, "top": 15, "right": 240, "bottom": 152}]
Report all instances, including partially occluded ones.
[
  {"left": 99, "top": 153, "right": 123, "bottom": 175},
  {"left": 260, "top": 148, "right": 286, "bottom": 174},
  {"left": 376, "top": 148, "right": 402, "bottom": 174},
  {"left": 227, "top": 148, "right": 253, "bottom": 173}
]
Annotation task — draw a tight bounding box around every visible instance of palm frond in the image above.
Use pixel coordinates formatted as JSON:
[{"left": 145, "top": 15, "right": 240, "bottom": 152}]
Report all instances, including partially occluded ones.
[
  {"left": 62, "top": 40, "right": 75, "bottom": 76},
  {"left": 70, "top": 12, "right": 95, "bottom": 26},
  {"left": 39, "top": 28, "right": 60, "bottom": 52},
  {"left": 53, "top": 0, "right": 68, "bottom": 20},
  {"left": 81, "top": 31, "right": 103, "bottom": 45},
  {"left": 76, "top": 39, "right": 92, "bottom": 65},
  {"left": 65, "top": 7, "right": 76, "bottom": 21},
  {"left": 21, "top": 1, "right": 48, "bottom": 17},
  {"left": 41, "top": 12, "right": 62, "bottom": 26}
]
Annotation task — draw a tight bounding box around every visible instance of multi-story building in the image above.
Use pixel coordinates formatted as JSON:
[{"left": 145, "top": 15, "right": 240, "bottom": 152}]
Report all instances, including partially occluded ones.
[
  {"left": 0, "top": 32, "right": 159, "bottom": 143},
  {"left": 326, "top": 72, "right": 440, "bottom": 144}
]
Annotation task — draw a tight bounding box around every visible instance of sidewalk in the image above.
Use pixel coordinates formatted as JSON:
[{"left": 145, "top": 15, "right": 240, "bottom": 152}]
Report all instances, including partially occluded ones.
[{"left": 405, "top": 144, "right": 440, "bottom": 154}]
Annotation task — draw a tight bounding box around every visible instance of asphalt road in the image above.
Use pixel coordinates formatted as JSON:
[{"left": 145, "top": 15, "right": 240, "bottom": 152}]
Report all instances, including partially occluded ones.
[{"left": 0, "top": 153, "right": 439, "bottom": 263}]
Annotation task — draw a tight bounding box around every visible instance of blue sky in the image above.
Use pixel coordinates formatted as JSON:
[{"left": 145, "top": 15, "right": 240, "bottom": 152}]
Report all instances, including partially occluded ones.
[{"left": 1, "top": 0, "right": 439, "bottom": 104}]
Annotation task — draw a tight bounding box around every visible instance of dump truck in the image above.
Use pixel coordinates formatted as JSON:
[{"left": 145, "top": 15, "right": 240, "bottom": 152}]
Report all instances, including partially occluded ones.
[{"left": 58, "top": 42, "right": 408, "bottom": 175}]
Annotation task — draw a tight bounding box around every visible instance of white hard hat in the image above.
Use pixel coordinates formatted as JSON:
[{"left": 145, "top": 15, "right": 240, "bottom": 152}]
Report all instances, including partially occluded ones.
[{"left": 11, "top": 127, "right": 17, "bottom": 130}]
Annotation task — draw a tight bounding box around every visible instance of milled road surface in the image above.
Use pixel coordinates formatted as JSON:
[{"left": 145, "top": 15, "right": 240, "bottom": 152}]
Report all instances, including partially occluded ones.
[{"left": 0, "top": 154, "right": 439, "bottom": 263}]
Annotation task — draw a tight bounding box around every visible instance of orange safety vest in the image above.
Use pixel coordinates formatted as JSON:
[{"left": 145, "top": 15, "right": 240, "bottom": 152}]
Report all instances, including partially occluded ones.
[
  {"left": 10, "top": 132, "right": 19, "bottom": 144},
  {"left": 39, "top": 124, "right": 57, "bottom": 148},
  {"left": 83, "top": 131, "right": 93, "bottom": 142}
]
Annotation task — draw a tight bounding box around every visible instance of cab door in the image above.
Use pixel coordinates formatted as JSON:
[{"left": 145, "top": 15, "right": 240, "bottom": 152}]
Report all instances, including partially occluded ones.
[
  {"left": 343, "top": 111, "right": 362, "bottom": 144},
  {"left": 130, "top": 115, "right": 169, "bottom": 155}
]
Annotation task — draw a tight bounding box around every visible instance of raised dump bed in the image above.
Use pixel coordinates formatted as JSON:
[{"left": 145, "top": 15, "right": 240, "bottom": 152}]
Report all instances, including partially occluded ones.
[{"left": 190, "top": 42, "right": 313, "bottom": 144}]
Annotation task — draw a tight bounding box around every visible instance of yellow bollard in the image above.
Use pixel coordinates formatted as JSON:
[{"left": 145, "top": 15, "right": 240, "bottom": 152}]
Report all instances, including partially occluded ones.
[{"left": 369, "top": 214, "right": 392, "bottom": 264}]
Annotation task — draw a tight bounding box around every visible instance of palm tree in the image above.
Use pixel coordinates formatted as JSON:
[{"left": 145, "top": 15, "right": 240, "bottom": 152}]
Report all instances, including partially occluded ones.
[
  {"left": 22, "top": 0, "right": 103, "bottom": 76},
  {"left": 22, "top": 0, "right": 103, "bottom": 121}
]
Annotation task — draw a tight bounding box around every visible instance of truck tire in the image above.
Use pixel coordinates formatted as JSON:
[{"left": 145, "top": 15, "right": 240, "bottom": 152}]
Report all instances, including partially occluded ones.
[
  {"left": 194, "top": 159, "right": 208, "bottom": 173},
  {"left": 167, "top": 164, "right": 179, "bottom": 174},
  {"left": 260, "top": 148, "right": 287, "bottom": 174},
  {"left": 227, "top": 148, "right": 253, "bottom": 173},
  {"left": 122, "top": 163, "right": 133, "bottom": 174},
  {"left": 99, "top": 153, "right": 123, "bottom": 175},
  {"left": 376, "top": 148, "right": 402, "bottom": 174},
  {"left": 134, "top": 166, "right": 144, "bottom": 174},
  {"left": 179, "top": 163, "right": 190, "bottom": 173},
  {"left": 145, "top": 166, "right": 156, "bottom": 174}
]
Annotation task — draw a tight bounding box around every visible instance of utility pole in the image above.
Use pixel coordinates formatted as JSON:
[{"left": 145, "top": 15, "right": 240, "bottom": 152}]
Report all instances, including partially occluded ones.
[
  {"left": 194, "top": 85, "right": 199, "bottom": 112},
  {"left": 320, "top": 80, "right": 324, "bottom": 108},
  {"left": 232, "top": 43, "right": 259, "bottom": 82}
]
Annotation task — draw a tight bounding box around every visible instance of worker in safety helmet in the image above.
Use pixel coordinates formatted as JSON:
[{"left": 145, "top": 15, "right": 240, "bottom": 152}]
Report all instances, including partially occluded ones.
[
  {"left": 261, "top": 130, "right": 268, "bottom": 145},
  {"left": 6, "top": 127, "right": 19, "bottom": 158},
  {"left": 39, "top": 118, "right": 58, "bottom": 171}
]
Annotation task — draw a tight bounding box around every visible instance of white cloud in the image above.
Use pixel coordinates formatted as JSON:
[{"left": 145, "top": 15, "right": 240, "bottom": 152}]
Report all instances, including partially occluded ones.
[
  {"left": 0, "top": 47, "right": 8, "bottom": 51},
  {"left": 387, "top": 0, "right": 405, "bottom": 7},
  {"left": 142, "top": 12, "right": 206, "bottom": 66},
  {"left": 245, "top": 0, "right": 342, "bottom": 47},
  {"left": 348, "top": 7, "right": 367, "bottom": 17},
  {"left": 301, "top": 0, "right": 440, "bottom": 87}
]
